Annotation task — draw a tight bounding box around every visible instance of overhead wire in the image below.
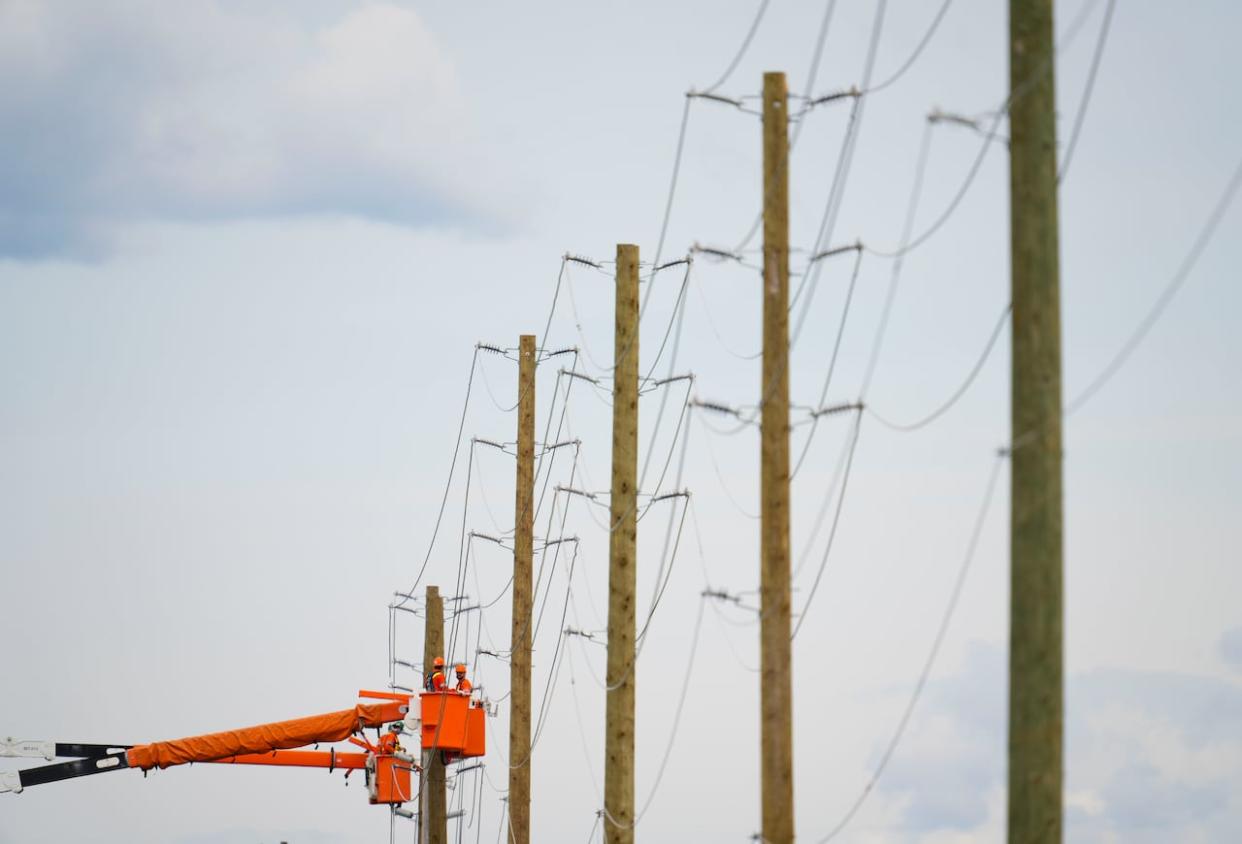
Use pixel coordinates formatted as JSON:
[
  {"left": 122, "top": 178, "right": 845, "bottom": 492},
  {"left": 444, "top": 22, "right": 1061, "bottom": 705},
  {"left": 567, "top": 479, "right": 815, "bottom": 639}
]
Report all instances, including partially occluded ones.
[
  {"left": 1059, "top": 0, "right": 1118, "bottom": 184},
  {"left": 791, "top": 412, "right": 857, "bottom": 582},
  {"left": 787, "top": 0, "right": 889, "bottom": 347},
  {"left": 609, "top": 594, "right": 708, "bottom": 830},
  {"left": 789, "top": 245, "right": 864, "bottom": 479},
  {"left": 791, "top": 407, "right": 863, "bottom": 640},
  {"left": 861, "top": 0, "right": 1110, "bottom": 261},
  {"left": 866, "top": 302, "right": 1011, "bottom": 433},
  {"left": 701, "top": 0, "right": 772, "bottom": 94},
  {"left": 813, "top": 452, "right": 1004, "bottom": 842},
  {"left": 1057, "top": 155, "right": 1242, "bottom": 424},
  {"left": 395, "top": 347, "right": 480, "bottom": 611},
  {"left": 862, "top": 0, "right": 956, "bottom": 95},
  {"left": 858, "top": 118, "right": 935, "bottom": 398},
  {"left": 733, "top": 0, "right": 842, "bottom": 254}
]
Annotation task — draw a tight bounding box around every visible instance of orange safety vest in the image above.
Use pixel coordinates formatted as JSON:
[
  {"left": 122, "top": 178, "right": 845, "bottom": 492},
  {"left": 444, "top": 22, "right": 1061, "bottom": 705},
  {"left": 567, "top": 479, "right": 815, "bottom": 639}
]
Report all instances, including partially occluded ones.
[
  {"left": 455, "top": 677, "right": 473, "bottom": 694},
  {"left": 427, "top": 671, "right": 446, "bottom": 692}
]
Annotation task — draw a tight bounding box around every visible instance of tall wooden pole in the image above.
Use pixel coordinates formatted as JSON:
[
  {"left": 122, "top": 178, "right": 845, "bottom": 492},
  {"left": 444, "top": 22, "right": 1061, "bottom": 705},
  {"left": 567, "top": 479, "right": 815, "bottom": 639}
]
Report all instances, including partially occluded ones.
[
  {"left": 420, "top": 585, "right": 446, "bottom": 844},
  {"left": 760, "top": 70, "right": 794, "bottom": 844},
  {"left": 508, "top": 334, "right": 536, "bottom": 844},
  {"left": 1008, "top": 1, "right": 1064, "bottom": 841},
  {"left": 604, "top": 243, "right": 639, "bottom": 844}
]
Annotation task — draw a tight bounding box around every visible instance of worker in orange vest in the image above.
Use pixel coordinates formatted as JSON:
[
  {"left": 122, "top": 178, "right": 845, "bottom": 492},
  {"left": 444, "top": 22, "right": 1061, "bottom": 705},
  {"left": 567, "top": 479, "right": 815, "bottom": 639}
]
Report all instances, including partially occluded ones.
[
  {"left": 454, "top": 663, "right": 472, "bottom": 695},
  {"left": 425, "top": 656, "right": 447, "bottom": 692},
  {"left": 378, "top": 721, "right": 403, "bottom": 753}
]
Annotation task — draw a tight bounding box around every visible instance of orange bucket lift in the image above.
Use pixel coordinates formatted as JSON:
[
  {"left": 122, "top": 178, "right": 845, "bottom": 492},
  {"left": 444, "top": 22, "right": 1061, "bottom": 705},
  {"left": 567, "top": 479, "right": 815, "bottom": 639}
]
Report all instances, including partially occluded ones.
[
  {"left": 1, "top": 688, "right": 485, "bottom": 812},
  {"left": 419, "top": 691, "right": 487, "bottom": 761}
]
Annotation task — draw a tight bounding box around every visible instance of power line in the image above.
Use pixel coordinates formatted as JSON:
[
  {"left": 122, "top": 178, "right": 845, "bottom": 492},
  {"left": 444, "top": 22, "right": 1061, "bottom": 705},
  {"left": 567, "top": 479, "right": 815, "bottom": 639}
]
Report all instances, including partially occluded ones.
[
  {"left": 701, "top": 0, "right": 772, "bottom": 94},
  {"left": 786, "top": 0, "right": 890, "bottom": 344},
  {"left": 791, "top": 408, "right": 863, "bottom": 640},
  {"left": 859, "top": 118, "right": 936, "bottom": 398},
  {"left": 395, "top": 348, "right": 480, "bottom": 611},
  {"left": 813, "top": 452, "right": 1004, "bottom": 842},
  {"left": 790, "top": 245, "right": 864, "bottom": 478},
  {"left": 862, "top": 0, "right": 956, "bottom": 95},
  {"left": 1060, "top": 155, "right": 1242, "bottom": 420},
  {"left": 1060, "top": 0, "right": 1118, "bottom": 183},
  {"left": 862, "top": 0, "right": 1111, "bottom": 261},
  {"left": 866, "top": 302, "right": 1011, "bottom": 433}
]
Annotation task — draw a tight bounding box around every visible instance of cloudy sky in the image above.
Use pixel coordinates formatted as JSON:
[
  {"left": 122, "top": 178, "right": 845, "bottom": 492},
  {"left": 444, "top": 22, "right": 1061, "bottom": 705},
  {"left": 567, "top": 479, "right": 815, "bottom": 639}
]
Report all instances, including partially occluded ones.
[{"left": 2, "top": 1, "right": 1240, "bottom": 842}]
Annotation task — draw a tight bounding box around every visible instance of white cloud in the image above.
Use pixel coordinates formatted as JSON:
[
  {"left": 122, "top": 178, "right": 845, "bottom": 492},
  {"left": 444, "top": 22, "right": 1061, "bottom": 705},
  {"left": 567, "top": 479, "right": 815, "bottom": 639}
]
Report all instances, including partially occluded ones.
[
  {"left": 0, "top": 1, "right": 491, "bottom": 259},
  {"left": 865, "top": 643, "right": 1242, "bottom": 841}
]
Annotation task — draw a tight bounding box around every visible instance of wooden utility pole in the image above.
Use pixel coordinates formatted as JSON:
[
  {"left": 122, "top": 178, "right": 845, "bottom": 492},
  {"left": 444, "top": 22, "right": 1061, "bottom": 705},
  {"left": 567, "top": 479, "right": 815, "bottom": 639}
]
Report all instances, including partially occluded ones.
[
  {"left": 1008, "top": 1, "right": 1064, "bottom": 841},
  {"left": 420, "top": 585, "right": 446, "bottom": 844},
  {"left": 508, "top": 334, "right": 536, "bottom": 844},
  {"left": 604, "top": 243, "right": 639, "bottom": 844},
  {"left": 760, "top": 70, "right": 794, "bottom": 844}
]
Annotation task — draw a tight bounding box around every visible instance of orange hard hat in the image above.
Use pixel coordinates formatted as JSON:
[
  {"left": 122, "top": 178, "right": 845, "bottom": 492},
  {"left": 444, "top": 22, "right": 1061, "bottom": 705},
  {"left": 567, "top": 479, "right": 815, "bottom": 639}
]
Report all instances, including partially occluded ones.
[
  {"left": 433, "top": 656, "right": 445, "bottom": 668},
  {"left": 455, "top": 663, "right": 467, "bottom": 674}
]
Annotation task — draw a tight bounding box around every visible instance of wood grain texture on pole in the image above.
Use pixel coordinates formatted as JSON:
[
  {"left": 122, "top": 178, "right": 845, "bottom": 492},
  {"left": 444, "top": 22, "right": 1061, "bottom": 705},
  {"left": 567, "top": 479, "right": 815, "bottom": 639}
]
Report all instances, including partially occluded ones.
[
  {"left": 508, "top": 334, "right": 536, "bottom": 844},
  {"left": 422, "top": 585, "right": 446, "bottom": 844},
  {"left": 604, "top": 244, "right": 639, "bottom": 844},
  {"left": 1008, "top": 1, "right": 1064, "bottom": 841},
  {"left": 760, "top": 70, "right": 794, "bottom": 844}
]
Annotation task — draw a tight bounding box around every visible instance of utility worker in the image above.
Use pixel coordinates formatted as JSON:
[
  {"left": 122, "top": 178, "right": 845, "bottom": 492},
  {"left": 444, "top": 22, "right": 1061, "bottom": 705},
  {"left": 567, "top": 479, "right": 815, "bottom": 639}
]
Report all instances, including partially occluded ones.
[
  {"left": 454, "top": 663, "right": 472, "bottom": 695},
  {"left": 379, "top": 721, "right": 402, "bottom": 753},
  {"left": 425, "top": 656, "right": 447, "bottom": 692}
]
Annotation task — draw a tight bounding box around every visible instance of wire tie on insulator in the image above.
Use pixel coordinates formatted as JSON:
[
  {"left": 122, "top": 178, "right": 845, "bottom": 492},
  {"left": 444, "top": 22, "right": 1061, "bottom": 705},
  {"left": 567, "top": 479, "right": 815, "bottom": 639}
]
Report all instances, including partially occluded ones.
[
  {"left": 654, "top": 256, "right": 691, "bottom": 272},
  {"left": 810, "top": 401, "right": 864, "bottom": 419},
  {"left": 556, "top": 485, "right": 596, "bottom": 501},
  {"left": 560, "top": 367, "right": 600, "bottom": 385},
  {"left": 807, "top": 242, "right": 864, "bottom": 264},
  {"left": 692, "top": 399, "right": 741, "bottom": 418},
  {"left": 654, "top": 372, "right": 694, "bottom": 387},
  {"left": 687, "top": 90, "right": 745, "bottom": 109},
  {"left": 808, "top": 86, "right": 860, "bottom": 108},
  {"left": 691, "top": 242, "right": 743, "bottom": 262},
  {"left": 928, "top": 108, "right": 981, "bottom": 130}
]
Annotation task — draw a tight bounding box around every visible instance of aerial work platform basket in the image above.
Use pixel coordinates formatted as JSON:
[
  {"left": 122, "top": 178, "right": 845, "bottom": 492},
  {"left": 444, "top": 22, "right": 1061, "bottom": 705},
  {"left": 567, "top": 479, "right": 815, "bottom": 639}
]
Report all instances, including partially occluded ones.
[{"left": 419, "top": 692, "right": 485, "bottom": 760}]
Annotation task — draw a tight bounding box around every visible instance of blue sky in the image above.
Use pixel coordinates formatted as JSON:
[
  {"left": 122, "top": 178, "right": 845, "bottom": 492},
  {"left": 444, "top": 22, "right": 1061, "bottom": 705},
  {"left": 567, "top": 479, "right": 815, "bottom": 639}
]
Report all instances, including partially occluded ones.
[{"left": 2, "top": 1, "right": 1240, "bottom": 841}]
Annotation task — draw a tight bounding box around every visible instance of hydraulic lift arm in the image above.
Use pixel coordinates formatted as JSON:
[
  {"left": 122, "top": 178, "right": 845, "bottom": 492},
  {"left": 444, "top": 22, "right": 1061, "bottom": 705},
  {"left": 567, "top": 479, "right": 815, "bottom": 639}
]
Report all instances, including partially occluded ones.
[
  {"left": 1, "top": 692, "right": 409, "bottom": 796},
  {"left": 1, "top": 689, "right": 484, "bottom": 811}
]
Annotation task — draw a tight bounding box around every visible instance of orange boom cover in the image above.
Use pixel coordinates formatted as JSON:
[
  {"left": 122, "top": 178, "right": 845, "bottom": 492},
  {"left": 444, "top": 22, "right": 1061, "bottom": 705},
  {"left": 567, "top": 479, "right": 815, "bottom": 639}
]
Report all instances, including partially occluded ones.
[{"left": 127, "top": 703, "right": 401, "bottom": 771}]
